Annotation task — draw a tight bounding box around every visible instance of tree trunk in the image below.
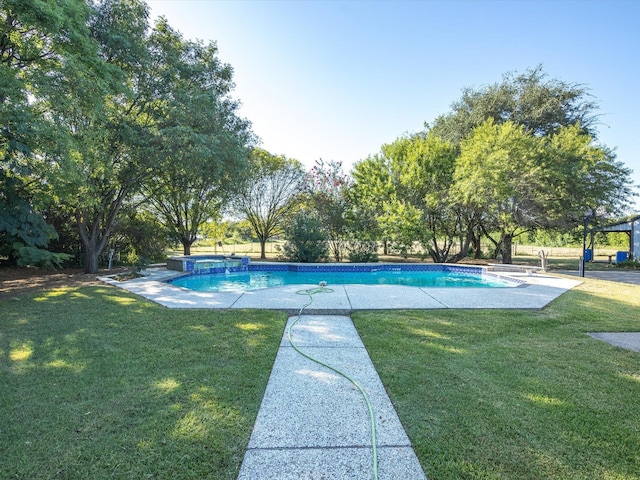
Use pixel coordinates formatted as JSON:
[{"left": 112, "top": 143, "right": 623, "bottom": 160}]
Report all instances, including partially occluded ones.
[
  {"left": 76, "top": 191, "right": 127, "bottom": 274},
  {"left": 182, "top": 240, "right": 193, "bottom": 256},
  {"left": 83, "top": 241, "right": 99, "bottom": 274},
  {"left": 450, "top": 231, "right": 472, "bottom": 263},
  {"left": 502, "top": 234, "right": 513, "bottom": 264},
  {"left": 429, "top": 238, "right": 442, "bottom": 263},
  {"left": 77, "top": 214, "right": 109, "bottom": 274},
  {"left": 471, "top": 227, "right": 482, "bottom": 259},
  {"left": 260, "top": 238, "right": 267, "bottom": 259},
  {"left": 329, "top": 238, "right": 342, "bottom": 262},
  {"left": 480, "top": 225, "right": 500, "bottom": 260}
]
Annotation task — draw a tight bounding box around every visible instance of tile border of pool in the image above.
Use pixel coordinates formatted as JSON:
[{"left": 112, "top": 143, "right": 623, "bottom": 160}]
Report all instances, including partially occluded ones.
[
  {"left": 98, "top": 263, "right": 582, "bottom": 312},
  {"left": 166, "top": 262, "right": 525, "bottom": 290}
]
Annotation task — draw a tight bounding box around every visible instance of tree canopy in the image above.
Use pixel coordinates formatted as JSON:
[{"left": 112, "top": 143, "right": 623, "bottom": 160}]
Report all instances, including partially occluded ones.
[
  {"left": 0, "top": 0, "right": 104, "bottom": 267},
  {"left": 1, "top": 0, "right": 253, "bottom": 271},
  {"left": 232, "top": 148, "right": 305, "bottom": 259},
  {"left": 351, "top": 67, "right": 633, "bottom": 263},
  {"left": 142, "top": 19, "right": 255, "bottom": 256},
  {"left": 430, "top": 65, "right": 600, "bottom": 144},
  {"left": 305, "top": 159, "right": 351, "bottom": 262},
  {"left": 1, "top": 5, "right": 634, "bottom": 275}
]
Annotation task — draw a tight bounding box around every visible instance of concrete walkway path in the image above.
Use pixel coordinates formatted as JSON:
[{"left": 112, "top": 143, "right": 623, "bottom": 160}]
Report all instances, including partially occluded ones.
[
  {"left": 558, "top": 269, "right": 640, "bottom": 286},
  {"left": 237, "top": 315, "right": 427, "bottom": 480},
  {"left": 588, "top": 332, "right": 640, "bottom": 353}
]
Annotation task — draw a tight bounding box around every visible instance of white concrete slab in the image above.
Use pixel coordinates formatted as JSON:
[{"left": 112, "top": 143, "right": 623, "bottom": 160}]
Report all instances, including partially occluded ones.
[
  {"left": 344, "top": 284, "right": 446, "bottom": 310},
  {"left": 98, "top": 276, "right": 243, "bottom": 308},
  {"left": 248, "top": 347, "right": 407, "bottom": 448},
  {"left": 426, "top": 276, "right": 582, "bottom": 309},
  {"left": 588, "top": 332, "right": 640, "bottom": 353},
  {"left": 238, "top": 315, "right": 426, "bottom": 480},
  {"left": 280, "top": 315, "right": 365, "bottom": 348},
  {"left": 239, "top": 446, "right": 427, "bottom": 480},
  {"left": 230, "top": 284, "right": 352, "bottom": 312},
  {"left": 99, "top": 270, "right": 581, "bottom": 311}
]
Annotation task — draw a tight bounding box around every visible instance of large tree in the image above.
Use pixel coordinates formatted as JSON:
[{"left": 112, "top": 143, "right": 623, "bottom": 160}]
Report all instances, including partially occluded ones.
[
  {"left": 382, "top": 133, "right": 465, "bottom": 262},
  {"left": 430, "top": 65, "right": 600, "bottom": 144},
  {"left": 40, "top": 0, "right": 154, "bottom": 273},
  {"left": 0, "top": 0, "right": 101, "bottom": 266},
  {"left": 351, "top": 135, "right": 469, "bottom": 262},
  {"left": 454, "top": 120, "right": 545, "bottom": 263},
  {"left": 430, "top": 66, "right": 633, "bottom": 262},
  {"left": 16, "top": 1, "right": 253, "bottom": 271},
  {"left": 143, "top": 19, "right": 254, "bottom": 255},
  {"left": 349, "top": 154, "right": 393, "bottom": 254},
  {"left": 233, "top": 149, "right": 304, "bottom": 259},
  {"left": 454, "top": 120, "right": 633, "bottom": 263}
]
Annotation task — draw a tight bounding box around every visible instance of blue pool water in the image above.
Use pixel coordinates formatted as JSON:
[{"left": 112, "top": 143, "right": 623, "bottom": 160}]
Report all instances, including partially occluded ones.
[{"left": 169, "top": 266, "right": 516, "bottom": 292}]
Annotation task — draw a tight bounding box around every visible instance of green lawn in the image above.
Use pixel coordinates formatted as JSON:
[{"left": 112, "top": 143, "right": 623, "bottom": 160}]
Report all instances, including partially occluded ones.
[
  {"left": 0, "top": 286, "right": 285, "bottom": 479},
  {"left": 2, "top": 279, "right": 640, "bottom": 479},
  {"left": 353, "top": 279, "right": 640, "bottom": 479}
]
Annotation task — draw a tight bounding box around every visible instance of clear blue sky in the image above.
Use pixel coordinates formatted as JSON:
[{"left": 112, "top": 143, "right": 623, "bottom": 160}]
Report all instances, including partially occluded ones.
[{"left": 147, "top": 0, "right": 640, "bottom": 203}]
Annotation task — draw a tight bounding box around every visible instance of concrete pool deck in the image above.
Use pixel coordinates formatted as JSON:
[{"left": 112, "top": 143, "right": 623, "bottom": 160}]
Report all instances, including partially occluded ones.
[{"left": 98, "top": 267, "right": 582, "bottom": 312}]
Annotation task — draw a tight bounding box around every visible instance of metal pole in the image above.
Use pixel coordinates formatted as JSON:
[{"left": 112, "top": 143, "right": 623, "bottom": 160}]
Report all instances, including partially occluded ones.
[
  {"left": 579, "top": 256, "right": 584, "bottom": 276},
  {"left": 581, "top": 215, "right": 588, "bottom": 277},
  {"left": 581, "top": 209, "right": 596, "bottom": 277}
]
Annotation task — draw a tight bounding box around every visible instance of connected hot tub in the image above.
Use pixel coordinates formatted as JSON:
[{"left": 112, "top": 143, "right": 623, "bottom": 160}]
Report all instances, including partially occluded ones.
[{"left": 166, "top": 254, "right": 250, "bottom": 274}]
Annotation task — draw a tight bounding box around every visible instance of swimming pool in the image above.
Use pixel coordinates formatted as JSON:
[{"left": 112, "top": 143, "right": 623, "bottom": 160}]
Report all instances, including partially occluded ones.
[{"left": 168, "top": 264, "right": 518, "bottom": 292}]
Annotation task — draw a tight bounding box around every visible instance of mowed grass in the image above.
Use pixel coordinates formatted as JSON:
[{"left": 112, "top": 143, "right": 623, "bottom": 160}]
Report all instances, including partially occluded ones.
[
  {"left": 0, "top": 286, "right": 285, "bottom": 479},
  {"left": 353, "top": 278, "right": 640, "bottom": 479},
  {"left": 3, "top": 277, "right": 640, "bottom": 479}
]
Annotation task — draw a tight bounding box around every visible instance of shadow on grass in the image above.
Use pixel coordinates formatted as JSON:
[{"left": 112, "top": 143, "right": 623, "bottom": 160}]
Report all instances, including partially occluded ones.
[
  {"left": 353, "top": 279, "right": 640, "bottom": 479},
  {"left": 1, "top": 286, "right": 285, "bottom": 479}
]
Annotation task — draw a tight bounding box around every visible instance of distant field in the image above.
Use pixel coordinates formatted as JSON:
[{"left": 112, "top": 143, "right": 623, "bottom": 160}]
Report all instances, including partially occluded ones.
[
  {"left": 168, "top": 242, "right": 626, "bottom": 267},
  {"left": 168, "top": 242, "right": 285, "bottom": 259},
  {"left": 512, "top": 244, "right": 623, "bottom": 258}
]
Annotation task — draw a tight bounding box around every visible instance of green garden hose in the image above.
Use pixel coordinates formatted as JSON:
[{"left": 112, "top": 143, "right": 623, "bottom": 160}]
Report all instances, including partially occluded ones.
[{"left": 287, "top": 286, "right": 379, "bottom": 480}]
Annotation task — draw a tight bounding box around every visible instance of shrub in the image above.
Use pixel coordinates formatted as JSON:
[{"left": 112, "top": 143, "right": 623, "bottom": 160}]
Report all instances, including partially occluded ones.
[
  {"left": 111, "top": 212, "right": 172, "bottom": 264},
  {"left": 281, "top": 212, "right": 328, "bottom": 263},
  {"left": 347, "top": 240, "right": 379, "bottom": 263},
  {"left": 133, "top": 256, "right": 152, "bottom": 273},
  {"left": 0, "top": 192, "right": 71, "bottom": 268},
  {"left": 616, "top": 259, "right": 640, "bottom": 270}
]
